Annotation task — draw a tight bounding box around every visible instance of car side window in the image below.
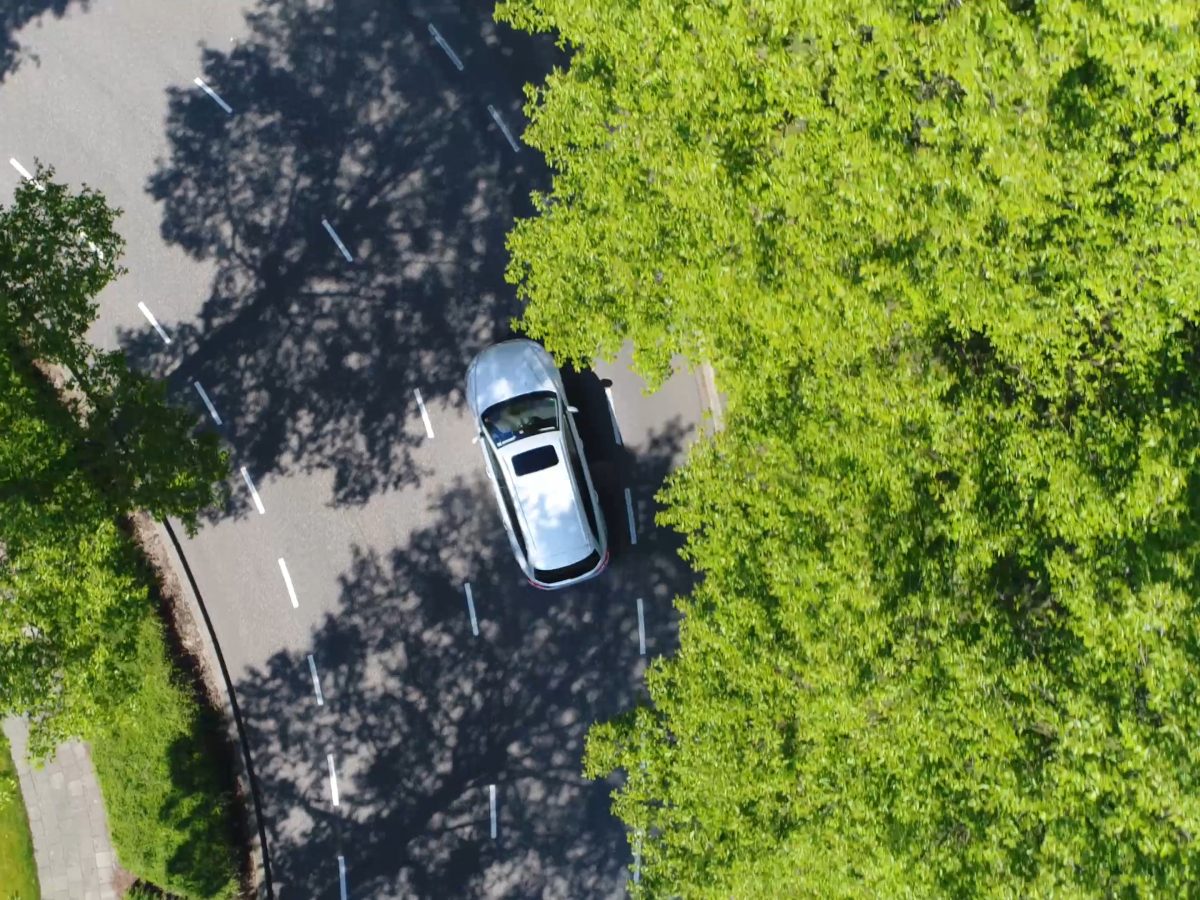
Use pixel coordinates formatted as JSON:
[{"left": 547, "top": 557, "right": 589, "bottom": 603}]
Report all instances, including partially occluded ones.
[
  {"left": 486, "top": 442, "right": 527, "bottom": 554},
  {"left": 563, "top": 420, "right": 600, "bottom": 541}
]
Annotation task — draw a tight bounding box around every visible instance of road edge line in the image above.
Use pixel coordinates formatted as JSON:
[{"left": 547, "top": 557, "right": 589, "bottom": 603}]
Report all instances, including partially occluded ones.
[{"left": 155, "top": 516, "right": 274, "bottom": 899}]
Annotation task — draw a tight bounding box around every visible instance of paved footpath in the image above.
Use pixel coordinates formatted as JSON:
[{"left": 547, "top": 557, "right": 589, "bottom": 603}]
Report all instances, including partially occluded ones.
[{"left": 2, "top": 718, "right": 118, "bottom": 900}]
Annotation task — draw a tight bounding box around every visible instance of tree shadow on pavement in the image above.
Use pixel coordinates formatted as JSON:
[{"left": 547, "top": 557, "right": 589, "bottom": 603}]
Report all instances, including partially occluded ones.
[
  {"left": 117, "top": 0, "right": 563, "bottom": 519},
  {"left": 233, "top": 416, "right": 694, "bottom": 898},
  {"left": 0, "top": 1, "right": 87, "bottom": 82}
]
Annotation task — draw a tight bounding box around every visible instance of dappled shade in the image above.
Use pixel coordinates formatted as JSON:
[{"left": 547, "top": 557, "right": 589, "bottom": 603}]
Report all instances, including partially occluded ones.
[
  {"left": 120, "top": 0, "right": 563, "bottom": 517},
  {"left": 233, "top": 412, "right": 693, "bottom": 896}
]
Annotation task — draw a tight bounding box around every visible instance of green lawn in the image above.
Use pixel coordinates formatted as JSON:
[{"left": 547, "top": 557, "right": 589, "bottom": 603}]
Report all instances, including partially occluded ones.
[{"left": 0, "top": 731, "right": 39, "bottom": 900}]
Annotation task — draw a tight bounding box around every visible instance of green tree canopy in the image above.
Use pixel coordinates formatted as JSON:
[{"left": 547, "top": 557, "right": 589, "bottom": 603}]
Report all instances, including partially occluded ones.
[
  {"left": 0, "top": 166, "right": 227, "bottom": 750},
  {"left": 498, "top": 0, "right": 1200, "bottom": 895},
  {"left": 0, "top": 164, "right": 226, "bottom": 527}
]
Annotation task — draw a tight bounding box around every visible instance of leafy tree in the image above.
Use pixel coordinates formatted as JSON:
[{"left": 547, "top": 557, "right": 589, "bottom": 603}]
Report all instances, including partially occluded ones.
[
  {"left": 0, "top": 166, "right": 227, "bottom": 750},
  {"left": 0, "top": 164, "right": 226, "bottom": 527},
  {"left": 499, "top": 0, "right": 1200, "bottom": 895},
  {"left": 0, "top": 166, "right": 124, "bottom": 372}
]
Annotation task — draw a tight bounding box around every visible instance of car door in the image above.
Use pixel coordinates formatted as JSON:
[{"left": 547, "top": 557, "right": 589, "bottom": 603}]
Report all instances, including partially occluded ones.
[{"left": 481, "top": 436, "right": 529, "bottom": 566}]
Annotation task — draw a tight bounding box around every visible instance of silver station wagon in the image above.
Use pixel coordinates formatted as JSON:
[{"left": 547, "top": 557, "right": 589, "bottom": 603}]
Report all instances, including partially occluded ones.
[{"left": 466, "top": 339, "right": 609, "bottom": 589}]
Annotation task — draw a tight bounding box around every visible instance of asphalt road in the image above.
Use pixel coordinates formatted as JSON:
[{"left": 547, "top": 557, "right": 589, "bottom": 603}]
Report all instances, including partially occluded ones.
[{"left": 1, "top": 1, "right": 708, "bottom": 896}]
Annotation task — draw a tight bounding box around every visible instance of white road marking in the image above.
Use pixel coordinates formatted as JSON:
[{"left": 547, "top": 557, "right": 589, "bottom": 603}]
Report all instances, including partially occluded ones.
[
  {"left": 193, "top": 77, "right": 233, "bottom": 114},
  {"left": 9, "top": 157, "right": 44, "bottom": 192},
  {"left": 487, "top": 104, "right": 521, "bottom": 153},
  {"left": 625, "top": 488, "right": 638, "bottom": 545},
  {"left": 278, "top": 558, "right": 299, "bottom": 608},
  {"left": 327, "top": 753, "right": 340, "bottom": 807},
  {"left": 321, "top": 217, "right": 354, "bottom": 262},
  {"left": 604, "top": 386, "right": 623, "bottom": 446},
  {"left": 239, "top": 466, "right": 265, "bottom": 514},
  {"left": 137, "top": 302, "right": 172, "bottom": 345},
  {"left": 464, "top": 583, "right": 479, "bottom": 637},
  {"left": 636, "top": 597, "right": 646, "bottom": 656},
  {"left": 337, "top": 854, "right": 348, "bottom": 900},
  {"left": 489, "top": 784, "right": 497, "bottom": 839},
  {"left": 78, "top": 230, "right": 105, "bottom": 261},
  {"left": 191, "top": 380, "right": 223, "bottom": 425},
  {"left": 306, "top": 654, "right": 325, "bottom": 706},
  {"left": 9, "top": 157, "right": 33, "bottom": 180},
  {"left": 427, "top": 23, "right": 464, "bottom": 71},
  {"left": 414, "top": 389, "right": 435, "bottom": 438}
]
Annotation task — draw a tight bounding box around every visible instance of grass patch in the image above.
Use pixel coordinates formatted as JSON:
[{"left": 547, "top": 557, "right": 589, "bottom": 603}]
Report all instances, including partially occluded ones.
[
  {"left": 0, "top": 347, "right": 244, "bottom": 898},
  {"left": 0, "top": 731, "right": 40, "bottom": 900},
  {"left": 90, "top": 611, "right": 241, "bottom": 899}
]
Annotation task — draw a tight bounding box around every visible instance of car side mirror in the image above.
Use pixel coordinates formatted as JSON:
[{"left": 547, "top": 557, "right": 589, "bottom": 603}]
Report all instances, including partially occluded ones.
[
  {"left": 472, "top": 432, "right": 482, "bottom": 444},
  {"left": 568, "top": 406, "right": 580, "bottom": 414}
]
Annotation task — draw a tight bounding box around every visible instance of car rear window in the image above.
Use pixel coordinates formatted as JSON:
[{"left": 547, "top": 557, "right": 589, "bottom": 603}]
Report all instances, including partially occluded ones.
[
  {"left": 512, "top": 444, "right": 559, "bottom": 476},
  {"left": 534, "top": 549, "right": 601, "bottom": 585}
]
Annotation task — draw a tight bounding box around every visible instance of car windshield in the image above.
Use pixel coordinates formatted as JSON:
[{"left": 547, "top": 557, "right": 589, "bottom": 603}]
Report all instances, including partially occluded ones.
[{"left": 482, "top": 391, "right": 558, "bottom": 447}]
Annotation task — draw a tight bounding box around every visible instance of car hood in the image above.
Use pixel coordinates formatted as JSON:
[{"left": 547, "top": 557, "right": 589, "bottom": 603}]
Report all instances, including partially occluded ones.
[{"left": 468, "top": 340, "right": 557, "bottom": 415}]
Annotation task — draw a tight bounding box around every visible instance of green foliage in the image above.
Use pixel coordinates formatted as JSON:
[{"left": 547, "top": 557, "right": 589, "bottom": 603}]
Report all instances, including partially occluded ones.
[
  {"left": 90, "top": 613, "right": 240, "bottom": 900},
  {"left": 0, "top": 167, "right": 124, "bottom": 372},
  {"left": 0, "top": 166, "right": 228, "bottom": 747},
  {"left": 0, "top": 350, "right": 149, "bottom": 752},
  {"left": 501, "top": 0, "right": 1200, "bottom": 895},
  {"left": 0, "top": 163, "right": 227, "bottom": 529},
  {"left": 0, "top": 731, "right": 39, "bottom": 900},
  {"left": 0, "top": 167, "right": 239, "bottom": 896}
]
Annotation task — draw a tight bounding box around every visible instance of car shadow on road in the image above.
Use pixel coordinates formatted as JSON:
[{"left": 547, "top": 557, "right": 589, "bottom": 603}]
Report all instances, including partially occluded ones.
[
  {"left": 115, "top": 0, "right": 564, "bottom": 521},
  {"left": 231, "top": 415, "right": 694, "bottom": 898}
]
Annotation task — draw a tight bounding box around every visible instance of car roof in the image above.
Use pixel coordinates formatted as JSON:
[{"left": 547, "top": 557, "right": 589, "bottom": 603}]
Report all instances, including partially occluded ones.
[
  {"left": 497, "top": 431, "right": 594, "bottom": 571},
  {"left": 469, "top": 340, "right": 556, "bottom": 416}
]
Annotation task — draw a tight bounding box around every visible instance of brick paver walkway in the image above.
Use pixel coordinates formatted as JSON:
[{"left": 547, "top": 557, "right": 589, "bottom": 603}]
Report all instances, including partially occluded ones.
[{"left": 2, "top": 718, "right": 118, "bottom": 900}]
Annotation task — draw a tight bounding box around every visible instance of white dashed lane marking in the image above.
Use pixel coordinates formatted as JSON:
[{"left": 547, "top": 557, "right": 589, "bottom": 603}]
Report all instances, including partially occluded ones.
[
  {"left": 193, "top": 77, "right": 233, "bottom": 114},
  {"left": 464, "top": 582, "right": 479, "bottom": 637},
  {"left": 239, "top": 466, "right": 266, "bottom": 515},
  {"left": 191, "top": 380, "right": 223, "bottom": 425},
  {"left": 625, "top": 488, "right": 638, "bottom": 545},
  {"left": 487, "top": 105, "right": 521, "bottom": 153},
  {"left": 327, "top": 753, "right": 340, "bottom": 807},
  {"left": 321, "top": 217, "right": 354, "bottom": 263},
  {"left": 9, "top": 157, "right": 34, "bottom": 181},
  {"left": 137, "top": 302, "right": 172, "bottom": 345},
  {"left": 489, "top": 784, "right": 498, "bottom": 839},
  {"left": 414, "top": 389, "right": 435, "bottom": 438},
  {"left": 277, "top": 558, "right": 299, "bottom": 608},
  {"left": 636, "top": 597, "right": 646, "bottom": 656},
  {"left": 337, "top": 854, "right": 348, "bottom": 900},
  {"left": 604, "top": 385, "right": 623, "bottom": 446},
  {"left": 427, "top": 23, "right": 464, "bottom": 71},
  {"left": 306, "top": 654, "right": 325, "bottom": 706}
]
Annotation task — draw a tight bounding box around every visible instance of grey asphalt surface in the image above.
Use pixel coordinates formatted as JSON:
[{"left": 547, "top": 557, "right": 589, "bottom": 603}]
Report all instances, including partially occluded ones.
[{"left": 1, "top": 1, "right": 708, "bottom": 896}]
